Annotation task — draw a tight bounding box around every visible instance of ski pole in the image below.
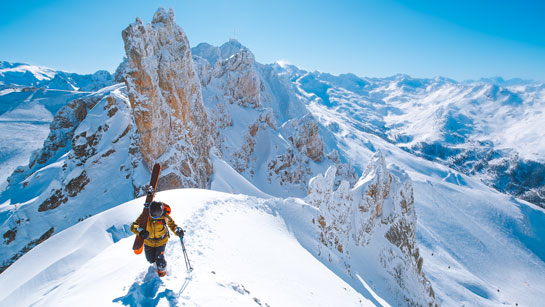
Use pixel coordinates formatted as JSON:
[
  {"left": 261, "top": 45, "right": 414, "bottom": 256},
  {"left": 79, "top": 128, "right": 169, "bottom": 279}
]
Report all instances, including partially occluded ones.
[{"left": 180, "top": 237, "right": 193, "bottom": 272}]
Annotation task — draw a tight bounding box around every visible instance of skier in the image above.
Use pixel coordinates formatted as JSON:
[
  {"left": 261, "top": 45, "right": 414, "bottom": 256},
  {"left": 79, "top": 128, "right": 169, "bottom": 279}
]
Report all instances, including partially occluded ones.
[{"left": 130, "top": 201, "right": 185, "bottom": 277}]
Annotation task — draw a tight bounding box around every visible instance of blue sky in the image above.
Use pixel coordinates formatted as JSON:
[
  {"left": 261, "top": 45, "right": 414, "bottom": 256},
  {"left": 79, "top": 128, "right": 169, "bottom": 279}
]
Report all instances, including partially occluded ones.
[{"left": 1, "top": 0, "right": 544, "bottom": 81}]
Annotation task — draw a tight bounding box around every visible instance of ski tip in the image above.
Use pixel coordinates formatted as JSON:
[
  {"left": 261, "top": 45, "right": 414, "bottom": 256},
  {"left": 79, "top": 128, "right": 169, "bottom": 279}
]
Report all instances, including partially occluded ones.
[{"left": 134, "top": 245, "right": 144, "bottom": 255}]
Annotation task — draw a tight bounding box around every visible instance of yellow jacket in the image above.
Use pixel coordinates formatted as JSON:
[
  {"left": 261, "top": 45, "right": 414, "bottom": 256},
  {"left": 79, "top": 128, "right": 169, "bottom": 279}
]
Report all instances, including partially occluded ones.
[{"left": 131, "top": 212, "right": 179, "bottom": 247}]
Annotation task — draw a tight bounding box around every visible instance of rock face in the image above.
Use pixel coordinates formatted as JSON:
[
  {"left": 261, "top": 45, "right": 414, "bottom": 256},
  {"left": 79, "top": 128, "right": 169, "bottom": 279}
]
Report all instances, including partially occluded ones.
[
  {"left": 306, "top": 151, "right": 436, "bottom": 306},
  {"left": 280, "top": 114, "right": 324, "bottom": 162},
  {"left": 191, "top": 39, "right": 346, "bottom": 196},
  {"left": 212, "top": 43, "right": 261, "bottom": 109},
  {"left": 122, "top": 8, "right": 214, "bottom": 190},
  {"left": 0, "top": 85, "right": 148, "bottom": 273}
]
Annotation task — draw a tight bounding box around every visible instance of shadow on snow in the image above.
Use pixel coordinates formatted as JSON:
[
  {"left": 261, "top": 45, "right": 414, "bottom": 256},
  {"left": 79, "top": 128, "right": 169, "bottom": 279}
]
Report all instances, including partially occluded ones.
[{"left": 113, "top": 267, "right": 178, "bottom": 307}]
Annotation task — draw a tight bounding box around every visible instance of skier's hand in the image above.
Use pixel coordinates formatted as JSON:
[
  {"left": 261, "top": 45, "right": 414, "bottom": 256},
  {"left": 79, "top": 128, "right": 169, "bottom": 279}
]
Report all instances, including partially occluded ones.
[
  {"left": 146, "top": 186, "right": 154, "bottom": 197},
  {"left": 175, "top": 227, "right": 184, "bottom": 238},
  {"left": 139, "top": 229, "right": 149, "bottom": 239}
]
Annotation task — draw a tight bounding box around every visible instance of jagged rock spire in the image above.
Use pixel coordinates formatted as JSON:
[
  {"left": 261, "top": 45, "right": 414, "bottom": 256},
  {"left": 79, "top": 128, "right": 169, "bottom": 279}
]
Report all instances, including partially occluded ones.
[
  {"left": 122, "top": 7, "right": 214, "bottom": 190},
  {"left": 306, "top": 151, "right": 436, "bottom": 306}
]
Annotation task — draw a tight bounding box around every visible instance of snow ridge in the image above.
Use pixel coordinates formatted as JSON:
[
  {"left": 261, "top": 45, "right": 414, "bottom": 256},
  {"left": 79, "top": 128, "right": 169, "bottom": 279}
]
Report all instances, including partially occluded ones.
[{"left": 305, "top": 151, "right": 435, "bottom": 306}]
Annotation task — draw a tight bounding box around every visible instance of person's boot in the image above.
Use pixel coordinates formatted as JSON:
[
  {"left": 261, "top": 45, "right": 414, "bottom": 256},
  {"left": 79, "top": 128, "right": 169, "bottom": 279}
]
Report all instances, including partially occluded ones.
[{"left": 156, "top": 255, "right": 167, "bottom": 277}]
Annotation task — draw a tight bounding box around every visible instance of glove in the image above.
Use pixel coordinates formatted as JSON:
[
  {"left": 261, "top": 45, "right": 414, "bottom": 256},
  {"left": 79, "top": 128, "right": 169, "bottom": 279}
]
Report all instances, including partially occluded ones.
[
  {"left": 139, "top": 229, "right": 149, "bottom": 239},
  {"left": 175, "top": 227, "right": 184, "bottom": 238},
  {"left": 146, "top": 186, "right": 154, "bottom": 197}
]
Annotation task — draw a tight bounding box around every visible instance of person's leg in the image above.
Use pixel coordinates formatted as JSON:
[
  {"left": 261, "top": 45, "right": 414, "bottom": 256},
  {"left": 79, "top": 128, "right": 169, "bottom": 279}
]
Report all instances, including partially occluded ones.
[
  {"left": 155, "top": 245, "right": 167, "bottom": 271},
  {"left": 144, "top": 245, "right": 155, "bottom": 263}
]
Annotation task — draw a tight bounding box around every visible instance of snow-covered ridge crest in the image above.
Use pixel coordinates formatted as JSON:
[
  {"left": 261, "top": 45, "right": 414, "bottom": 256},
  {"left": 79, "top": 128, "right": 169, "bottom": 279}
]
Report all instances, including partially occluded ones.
[
  {"left": 306, "top": 151, "right": 436, "bottom": 306},
  {"left": 122, "top": 7, "right": 214, "bottom": 190}
]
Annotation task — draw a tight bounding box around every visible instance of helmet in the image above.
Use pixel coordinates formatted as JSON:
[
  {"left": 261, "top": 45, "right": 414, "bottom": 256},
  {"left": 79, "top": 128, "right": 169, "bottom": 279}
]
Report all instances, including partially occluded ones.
[{"left": 149, "top": 201, "right": 164, "bottom": 219}]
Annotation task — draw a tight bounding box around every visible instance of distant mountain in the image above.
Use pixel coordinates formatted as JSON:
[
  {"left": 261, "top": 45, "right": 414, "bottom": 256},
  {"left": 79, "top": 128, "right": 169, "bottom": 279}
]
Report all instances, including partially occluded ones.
[
  {"left": 279, "top": 68, "right": 545, "bottom": 208},
  {"left": 472, "top": 76, "right": 535, "bottom": 86},
  {"left": 0, "top": 62, "right": 115, "bottom": 190},
  {"left": 0, "top": 61, "right": 113, "bottom": 91}
]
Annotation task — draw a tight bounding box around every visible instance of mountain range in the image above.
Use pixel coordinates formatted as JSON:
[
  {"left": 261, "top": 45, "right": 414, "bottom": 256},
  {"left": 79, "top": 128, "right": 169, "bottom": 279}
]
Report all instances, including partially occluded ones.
[{"left": 0, "top": 7, "right": 544, "bottom": 307}]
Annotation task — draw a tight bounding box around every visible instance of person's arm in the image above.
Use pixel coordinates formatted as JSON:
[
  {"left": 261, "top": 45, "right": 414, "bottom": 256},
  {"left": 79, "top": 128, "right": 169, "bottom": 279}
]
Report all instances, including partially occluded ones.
[
  {"left": 166, "top": 215, "right": 185, "bottom": 237},
  {"left": 165, "top": 214, "right": 178, "bottom": 233},
  {"left": 130, "top": 213, "right": 144, "bottom": 235}
]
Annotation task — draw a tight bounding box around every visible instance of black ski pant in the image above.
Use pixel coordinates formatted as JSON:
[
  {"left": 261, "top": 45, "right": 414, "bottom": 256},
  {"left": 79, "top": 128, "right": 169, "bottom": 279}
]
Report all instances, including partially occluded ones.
[{"left": 144, "top": 244, "right": 166, "bottom": 270}]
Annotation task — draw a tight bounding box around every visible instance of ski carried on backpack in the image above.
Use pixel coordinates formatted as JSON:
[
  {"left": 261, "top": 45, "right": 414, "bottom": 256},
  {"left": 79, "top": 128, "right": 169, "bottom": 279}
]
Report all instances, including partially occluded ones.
[{"left": 133, "top": 163, "right": 161, "bottom": 254}]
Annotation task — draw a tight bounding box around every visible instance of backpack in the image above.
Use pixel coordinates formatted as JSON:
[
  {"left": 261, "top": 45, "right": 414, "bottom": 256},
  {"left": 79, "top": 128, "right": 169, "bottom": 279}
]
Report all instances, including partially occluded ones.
[{"left": 163, "top": 203, "right": 171, "bottom": 215}]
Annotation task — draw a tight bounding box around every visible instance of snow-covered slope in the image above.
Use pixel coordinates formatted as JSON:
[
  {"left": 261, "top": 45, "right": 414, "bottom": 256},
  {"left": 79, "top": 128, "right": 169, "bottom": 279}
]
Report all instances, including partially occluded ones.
[
  {"left": 297, "top": 82, "right": 545, "bottom": 306},
  {"left": 2, "top": 152, "right": 544, "bottom": 306},
  {"left": 284, "top": 68, "right": 545, "bottom": 207},
  {"left": 0, "top": 84, "right": 149, "bottom": 272},
  {"left": 0, "top": 189, "right": 376, "bottom": 307},
  {"left": 192, "top": 38, "right": 355, "bottom": 198},
  {"left": 0, "top": 61, "right": 115, "bottom": 187}
]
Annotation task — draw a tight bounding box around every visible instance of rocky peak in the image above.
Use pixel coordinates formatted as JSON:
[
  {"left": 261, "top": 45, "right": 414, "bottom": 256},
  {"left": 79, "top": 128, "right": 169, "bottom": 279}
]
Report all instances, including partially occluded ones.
[
  {"left": 192, "top": 36, "right": 334, "bottom": 196},
  {"left": 216, "top": 49, "right": 260, "bottom": 109},
  {"left": 151, "top": 7, "right": 175, "bottom": 25},
  {"left": 280, "top": 114, "right": 324, "bottom": 162},
  {"left": 192, "top": 43, "right": 221, "bottom": 66},
  {"left": 220, "top": 39, "right": 246, "bottom": 59},
  {"left": 306, "top": 151, "right": 436, "bottom": 306},
  {"left": 122, "top": 8, "right": 214, "bottom": 190}
]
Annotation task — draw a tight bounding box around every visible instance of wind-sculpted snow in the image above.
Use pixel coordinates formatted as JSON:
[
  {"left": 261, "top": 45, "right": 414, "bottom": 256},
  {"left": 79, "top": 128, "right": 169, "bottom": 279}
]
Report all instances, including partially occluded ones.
[
  {"left": 122, "top": 8, "right": 214, "bottom": 190},
  {"left": 0, "top": 163, "right": 436, "bottom": 306}
]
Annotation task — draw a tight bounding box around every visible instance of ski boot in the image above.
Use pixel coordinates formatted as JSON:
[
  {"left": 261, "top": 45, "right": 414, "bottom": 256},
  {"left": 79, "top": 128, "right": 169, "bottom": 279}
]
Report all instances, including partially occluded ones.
[{"left": 156, "top": 259, "right": 167, "bottom": 277}]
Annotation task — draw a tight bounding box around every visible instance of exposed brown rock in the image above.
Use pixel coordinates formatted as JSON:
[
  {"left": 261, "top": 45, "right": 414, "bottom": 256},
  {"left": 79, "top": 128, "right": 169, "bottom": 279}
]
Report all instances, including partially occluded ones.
[
  {"left": 306, "top": 152, "right": 436, "bottom": 306},
  {"left": 281, "top": 114, "right": 324, "bottom": 162},
  {"left": 122, "top": 8, "right": 214, "bottom": 189},
  {"left": 215, "top": 49, "right": 260, "bottom": 108},
  {"left": 0, "top": 227, "right": 54, "bottom": 274},
  {"left": 29, "top": 97, "right": 100, "bottom": 170},
  {"left": 3, "top": 229, "right": 16, "bottom": 245},
  {"left": 38, "top": 190, "right": 68, "bottom": 212},
  {"left": 65, "top": 171, "right": 91, "bottom": 197}
]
